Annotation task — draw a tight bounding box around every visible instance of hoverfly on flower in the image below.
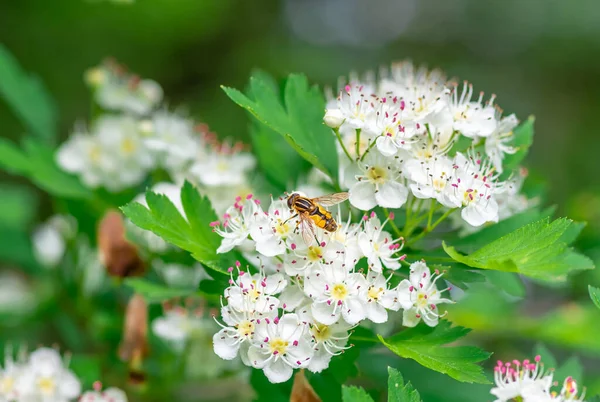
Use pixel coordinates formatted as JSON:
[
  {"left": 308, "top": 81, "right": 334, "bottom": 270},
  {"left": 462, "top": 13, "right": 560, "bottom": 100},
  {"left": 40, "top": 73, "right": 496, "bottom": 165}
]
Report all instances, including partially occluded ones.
[{"left": 286, "top": 192, "right": 349, "bottom": 245}]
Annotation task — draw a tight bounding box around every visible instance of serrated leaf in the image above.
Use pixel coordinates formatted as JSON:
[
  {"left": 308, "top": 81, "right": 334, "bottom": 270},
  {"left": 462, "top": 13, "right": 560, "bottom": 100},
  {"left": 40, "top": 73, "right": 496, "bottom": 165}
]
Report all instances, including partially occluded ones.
[
  {"left": 443, "top": 218, "right": 594, "bottom": 281},
  {"left": 379, "top": 321, "right": 491, "bottom": 384},
  {"left": 484, "top": 271, "right": 525, "bottom": 298},
  {"left": 589, "top": 286, "right": 600, "bottom": 310},
  {"left": 121, "top": 181, "right": 240, "bottom": 275},
  {"left": 387, "top": 367, "right": 422, "bottom": 402},
  {"left": 222, "top": 73, "right": 338, "bottom": 181},
  {"left": 123, "top": 278, "right": 198, "bottom": 303},
  {"left": 342, "top": 386, "right": 374, "bottom": 402},
  {"left": 0, "top": 45, "right": 57, "bottom": 143}
]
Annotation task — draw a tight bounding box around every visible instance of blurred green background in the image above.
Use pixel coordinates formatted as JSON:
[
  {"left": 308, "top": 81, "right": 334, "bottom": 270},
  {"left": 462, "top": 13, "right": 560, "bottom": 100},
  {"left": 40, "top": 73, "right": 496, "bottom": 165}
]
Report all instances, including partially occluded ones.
[{"left": 2, "top": 0, "right": 600, "bottom": 400}]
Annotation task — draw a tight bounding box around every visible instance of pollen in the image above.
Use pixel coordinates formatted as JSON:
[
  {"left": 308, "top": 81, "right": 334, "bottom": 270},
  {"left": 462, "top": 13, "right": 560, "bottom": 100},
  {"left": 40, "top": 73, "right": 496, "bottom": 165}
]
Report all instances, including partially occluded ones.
[
  {"left": 331, "top": 283, "right": 349, "bottom": 301},
  {"left": 237, "top": 320, "right": 255, "bottom": 337},
  {"left": 269, "top": 338, "right": 289, "bottom": 355},
  {"left": 367, "top": 166, "right": 388, "bottom": 184}
]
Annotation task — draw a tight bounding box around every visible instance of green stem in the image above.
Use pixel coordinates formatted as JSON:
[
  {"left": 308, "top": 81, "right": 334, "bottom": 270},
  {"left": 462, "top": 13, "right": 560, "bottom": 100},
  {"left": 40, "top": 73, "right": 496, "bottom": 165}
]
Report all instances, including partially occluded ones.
[
  {"left": 334, "top": 127, "right": 353, "bottom": 162},
  {"left": 383, "top": 208, "right": 402, "bottom": 239},
  {"left": 355, "top": 129, "right": 361, "bottom": 158},
  {"left": 427, "top": 199, "right": 436, "bottom": 229},
  {"left": 350, "top": 336, "right": 380, "bottom": 343},
  {"left": 359, "top": 136, "right": 380, "bottom": 162},
  {"left": 407, "top": 208, "right": 456, "bottom": 247}
]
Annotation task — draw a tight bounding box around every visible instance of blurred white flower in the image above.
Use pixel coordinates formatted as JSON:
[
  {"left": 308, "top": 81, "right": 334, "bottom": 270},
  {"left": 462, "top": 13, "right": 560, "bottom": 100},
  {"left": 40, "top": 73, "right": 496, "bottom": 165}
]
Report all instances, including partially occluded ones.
[{"left": 80, "top": 383, "right": 127, "bottom": 402}]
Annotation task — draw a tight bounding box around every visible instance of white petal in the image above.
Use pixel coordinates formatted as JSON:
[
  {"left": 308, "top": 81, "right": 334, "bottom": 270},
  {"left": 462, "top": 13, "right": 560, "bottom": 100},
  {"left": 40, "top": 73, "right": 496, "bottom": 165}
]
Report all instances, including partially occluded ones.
[
  {"left": 396, "top": 280, "right": 413, "bottom": 310},
  {"left": 376, "top": 136, "right": 398, "bottom": 156},
  {"left": 311, "top": 302, "right": 339, "bottom": 325},
  {"left": 375, "top": 181, "right": 408, "bottom": 208},
  {"left": 341, "top": 297, "right": 366, "bottom": 325},
  {"left": 212, "top": 328, "right": 240, "bottom": 360},
  {"left": 58, "top": 370, "right": 81, "bottom": 398},
  {"left": 263, "top": 358, "right": 294, "bottom": 384},
  {"left": 255, "top": 237, "right": 287, "bottom": 257},
  {"left": 402, "top": 307, "right": 421, "bottom": 327},
  {"left": 247, "top": 345, "right": 271, "bottom": 369},
  {"left": 349, "top": 182, "right": 377, "bottom": 211},
  {"left": 422, "top": 310, "right": 439, "bottom": 327},
  {"left": 307, "top": 347, "right": 333, "bottom": 373},
  {"left": 409, "top": 261, "right": 430, "bottom": 287},
  {"left": 366, "top": 302, "right": 388, "bottom": 324}
]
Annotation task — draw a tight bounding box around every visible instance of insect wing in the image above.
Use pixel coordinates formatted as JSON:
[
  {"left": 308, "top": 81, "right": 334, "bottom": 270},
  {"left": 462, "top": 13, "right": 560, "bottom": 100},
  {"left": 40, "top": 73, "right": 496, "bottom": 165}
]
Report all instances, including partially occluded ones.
[
  {"left": 311, "top": 192, "right": 349, "bottom": 207},
  {"left": 299, "top": 213, "right": 316, "bottom": 245}
]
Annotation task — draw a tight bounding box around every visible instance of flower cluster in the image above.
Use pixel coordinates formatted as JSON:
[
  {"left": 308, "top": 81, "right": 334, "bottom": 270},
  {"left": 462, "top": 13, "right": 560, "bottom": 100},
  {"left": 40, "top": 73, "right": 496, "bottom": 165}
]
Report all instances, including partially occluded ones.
[
  {"left": 491, "top": 356, "right": 586, "bottom": 402},
  {"left": 325, "top": 61, "right": 533, "bottom": 227},
  {"left": 211, "top": 194, "right": 453, "bottom": 383},
  {"left": 0, "top": 346, "right": 127, "bottom": 402},
  {"left": 57, "top": 60, "right": 256, "bottom": 213},
  {"left": 79, "top": 382, "right": 127, "bottom": 402}
]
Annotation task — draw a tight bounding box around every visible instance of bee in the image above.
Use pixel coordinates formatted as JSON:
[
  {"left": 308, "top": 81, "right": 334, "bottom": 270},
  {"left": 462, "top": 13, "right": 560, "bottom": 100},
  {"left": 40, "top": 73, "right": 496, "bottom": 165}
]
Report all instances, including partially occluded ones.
[{"left": 286, "top": 192, "right": 349, "bottom": 244}]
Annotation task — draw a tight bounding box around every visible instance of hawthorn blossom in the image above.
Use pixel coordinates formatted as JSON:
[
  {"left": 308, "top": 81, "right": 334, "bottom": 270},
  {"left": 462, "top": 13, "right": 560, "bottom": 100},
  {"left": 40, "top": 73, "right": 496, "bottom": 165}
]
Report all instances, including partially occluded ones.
[
  {"left": 284, "top": 240, "right": 346, "bottom": 277},
  {"left": 247, "top": 314, "right": 314, "bottom": 383},
  {"left": 447, "top": 152, "right": 501, "bottom": 227},
  {"left": 152, "top": 307, "right": 205, "bottom": 351},
  {"left": 397, "top": 261, "right": 453, "bottom": 327},
  {"left": 250, "top": 199, "right": 300, "bottom": 258},
  {"left": 346, "top": 152, "right": 408, "bottom": 210},
  {"left": 80, "top": 383, "right": 128, "bottom": 402},
  {"left": 485, "top": 114, "right": 519, "bottom": 173},
  {"left": 364, "top": 271, "right": 401, "bottom": 323},
  {"left": 304, "top": 260, "right": 368, "bottom": 325},
  {"left": 405, "top": 155, "right": 460, "bottom": 208},
  {"left": 447, "top": 82, "right": 497, "bottom": 138},
  {"left": 358, "top": 213, "right": 405, "bottom": 272},
  {"left": 224, "top": 268, "right": 287, "bottom": 314},
  {"left": 213, "top": 196, "right": 261, "bottom": 254},
  {"left": 189, "top": 145, "right": 255, "bottom": 187}
]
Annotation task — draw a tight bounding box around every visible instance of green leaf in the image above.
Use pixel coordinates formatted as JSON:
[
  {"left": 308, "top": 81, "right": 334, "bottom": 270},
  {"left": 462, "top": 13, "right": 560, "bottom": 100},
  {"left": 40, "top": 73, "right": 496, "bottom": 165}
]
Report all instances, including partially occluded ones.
[
  {"left": 342, "top": 386, "right": 375, "bottom": 402},
  {"left": 250, "top": 370, "right": 291, "bottom": 402},
  {"left": 443, "top": 218, "right": 594, "bottom": 281},
  {"left": 379, "top": 321, "right": 491, "bottom": 384},
  {"left": 307, "top": 346, "right": 360, "bottom": 402},
  {"left": 0, "top": 138, "right": 91, "bottom": 199},
  {"left": 501, "top": 116, "right": 534, "bottom": 175},
  {"left": 123, "top": 278, "right": 198, "bottom": 303},
  {"left": 121, "top": 181, "right": 238, "bottom": 275},
  {"left": 387, "top": 367, "right": 422, "bottom": 402},
  {"left": 222, "top": 73, "right": 338, "bottom": 181},
  {"left": 0, "top": 45, "right": 57, "bottom": 143},
  {"left": 589, "top": 286, "right": 600, "bottom": 310},
  {"left": 484, "top": 271, "right": 525, "bottom": 298},
  {"left": 0, "top": 184, "right": 37, "bottom": 229}
]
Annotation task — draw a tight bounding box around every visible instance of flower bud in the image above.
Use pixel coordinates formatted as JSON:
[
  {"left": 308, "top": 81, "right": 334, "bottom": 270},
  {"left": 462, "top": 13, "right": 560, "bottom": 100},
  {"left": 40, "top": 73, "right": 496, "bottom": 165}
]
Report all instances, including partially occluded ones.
[
  {"left": 323, "top": 109, "right": 345, "bottom": 128},
  {"left": 98, "top": 210, "right": 145, "bottom": 278}
]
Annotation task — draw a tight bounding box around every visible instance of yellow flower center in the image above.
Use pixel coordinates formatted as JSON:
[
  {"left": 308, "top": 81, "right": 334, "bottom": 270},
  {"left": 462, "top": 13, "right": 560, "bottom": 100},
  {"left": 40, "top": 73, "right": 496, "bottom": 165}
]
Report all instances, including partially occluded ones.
[
  {"left": 1, "top": 376, "right": 14, "bottom": 393},
  {"left": 311, "top": 324, "right": 332, "bottom": 342},
  {"left": 38, "top": 377, "right": 55, "bottom": 395},
  {"left": 216, "top": 161, "right": 229, "bottom": 172},
  {"left": 275, "top": 219, "right": 291, "bottom": 236},
  {"left": 89, "top": 145, "right": 102, "bottom": 162},
  {"left": 416, "top": 292, "right": 428, "bottom": 308},
  {"left": 331, "top": 283, "right": 348, "bottom": 301},
  {"left": 237, "top": 320, "right": 255, "bottom": 337},
  {"left": 367, "top": 166, "right": 387, "bottom": 184},
  {"left": 120, "top": 138, "right": 137, "bottom": 155},
  {"left": 307, "top": 246, "right": 323, "bottom": 262},
  {"left": 269, "top": 338, "right": 289, "bottom": 355},
  {"left": 368, "top": 286, "right": 384, "bottom": 301},
  {"left": 463, "top": 189, "right": 479, "bottom": 205}
]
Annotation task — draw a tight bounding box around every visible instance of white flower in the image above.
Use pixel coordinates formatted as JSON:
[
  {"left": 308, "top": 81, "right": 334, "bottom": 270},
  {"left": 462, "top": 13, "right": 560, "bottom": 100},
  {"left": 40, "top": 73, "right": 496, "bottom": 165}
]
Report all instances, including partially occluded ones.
[
  {"left": 250, "top": 199, "right": 300, "bottom": 258},
  {"left": 284, "top": 239, "right": 346, "bottom": 277},
  {"left": 213, "top": 307, "right": 258, "bottom": 362},
  {"left": 330, "top": 84, "right": 377, "bottom": 130},
  {"left": 152, "top": 308, "right": 205, "bottom": 351},
  {"left": 190, "top": 149, "right": 255, "bottom": 187},
  {"left": 32, "top": 223, "right": 65, "bottom": 268},
  {"left": 296, "top": 306, "right": 353, "bottom": 373},
  {"left": 304, "top": 261, "right": 368, "bottom": 325},
  {"left": 405, "top": 154, "right": 460, "bottom": 208},
  {"left": 143, "top": 111, "right": 200, "bottom": 174},
  {"left": 15, "top": 347, "right": 81, "bottom": 402},
  {"left": 0, "top": 348, "right": 24, "bottom": 401},
  {"left": 56, "top": 130, "right": 111, "bottom": 189},
  {"left": 447, "top": 82, "right": 497, "bottom": 138},
  {"left": 324, "top": 212, "right": 363, "bottom": 268},
  {"left": 247, "top": 314, "right": 314, "bottom": 383},
  {"left": 358, "top": 213, "right": 404, "bottom": 272},
  {"left": 224, "top": 269, "right": 286, "bottom": 314},
  {"left": 279, "top": 278, "right": 310, "bottom": 312},
  {"left": 346, "top": 152, "right": 408, "bottom": 210},
  {"left": 485, "top": 114, "right": 519, "bottom": 173},
  {"left": 364, "top": 271, "right": 401, "bottom": 323},
  {"left": 91, "top": 62, "right": 163, "bottom": 115},
  {"left": 397, "top": 262, "right": 452, "bottom": 327},
  {"left": 80, "top": 384, "right": 128, "bottom": 402},
  {"left": 214, "top": 196, "right": 261, "bottom": 254},
  {"left": 369, "top": 99, "right": 421, "bottom": 157},
  {"left": 446, "top": 153, "right": 501, "bottom": 227},
  {"left": 490, "top": 356, "right": 552, "bottom": 402}
]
